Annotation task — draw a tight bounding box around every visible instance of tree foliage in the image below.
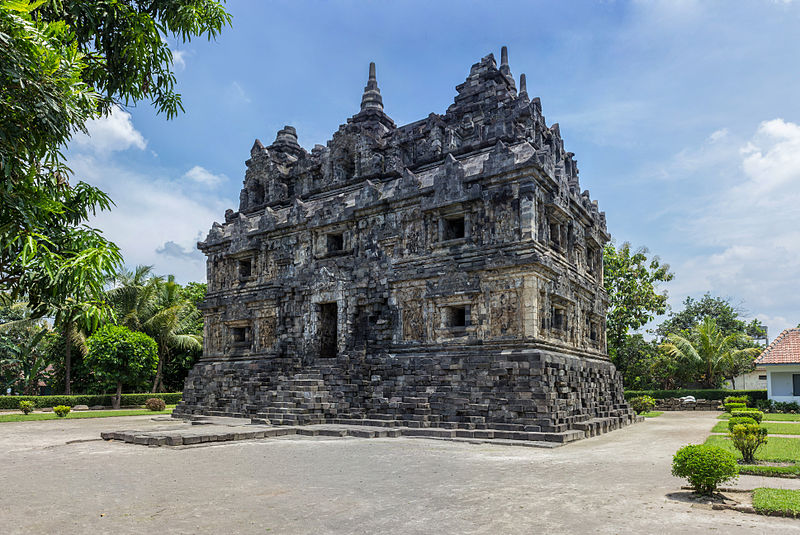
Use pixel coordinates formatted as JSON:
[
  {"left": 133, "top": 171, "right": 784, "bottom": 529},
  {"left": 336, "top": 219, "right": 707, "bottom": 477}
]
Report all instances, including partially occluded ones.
[
  {"left": 35, "top": 0, "right": 232, "bottom": 118},
  {"left": 603, "top": 241, "right": 673, "bottom": 362},
  {"left": 107, "top": 266, "right": 202, "bottom": 392},
  {"left": 657, "top": 293, "right": 767, "bottom": 341},
  {"left": 0, "top": 300, "right": 51, "bottom": 395},
  {"left": 85, "top": 324, "right": 157, "bottom": 408},
  {"left": 0, "top": 0, "right": 122, "bottom": 326},
  {"left": 1, "top": 0, "right": 229, "bottom": 342},
  {"left": 660, "top": 317, "right": 761, "bottom": 389}
]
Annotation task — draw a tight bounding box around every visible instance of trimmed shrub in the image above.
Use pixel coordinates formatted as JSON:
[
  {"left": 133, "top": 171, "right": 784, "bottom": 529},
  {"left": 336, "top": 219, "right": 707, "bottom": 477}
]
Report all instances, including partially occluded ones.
[
  {"left": 145, "top": 398, "right": 166, "bottom": 411},
  {"left": 755, "top": 399, "right": 775, "bottom": 412},
  {"left": 0, "top": 393, "right": 182, "bottom": 410},
  {"left": 731, "top": 410, "right": 763, "bottom": 423},
  {"left": 725, "top": 402, "right": 747, "bottom": 413},
  {"left": 730, "top": 423, "right": 768, "bottom": 464},
  {"left": 53, "top": 405, "right": 71, "bottom": 417},
  {"left": 724, "top": 396, "right": 748, "bottom": 405},
  {"left": 672, "top": 444, "right": 739, "bottom": 495},
  {"left": 728, "top": 416, "right": 757, "bottom": 432},
  {"left": 629, "top": 395, "right": 657, "bottom": 414},
  {"left": 624, "top": 389, "right": 767, "bottom": 402},
  {"left": 18, "top": 400, "right": 35, "bottom": 414}
]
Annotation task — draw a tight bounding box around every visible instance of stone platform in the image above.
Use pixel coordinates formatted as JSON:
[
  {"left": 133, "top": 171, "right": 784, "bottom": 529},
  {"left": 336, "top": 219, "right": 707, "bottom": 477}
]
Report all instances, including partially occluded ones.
[{"left": 101, "top": 413, "right": 641, "bottom": 448}]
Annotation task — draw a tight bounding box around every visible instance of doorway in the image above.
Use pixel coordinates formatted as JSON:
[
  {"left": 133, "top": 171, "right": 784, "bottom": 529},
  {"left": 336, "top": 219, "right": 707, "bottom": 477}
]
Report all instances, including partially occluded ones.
[{"left": 319, "top": 302, "right": 338, "bottom": 358}]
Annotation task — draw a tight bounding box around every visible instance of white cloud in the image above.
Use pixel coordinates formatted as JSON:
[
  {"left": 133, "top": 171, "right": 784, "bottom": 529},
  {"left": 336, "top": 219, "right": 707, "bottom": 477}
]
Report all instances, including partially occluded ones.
[
  {"left": 227, "top": 81, "right": 252, "bottom": 104},
  {"left": 708, "top": 128, "right": 728, "bottom": 142},
  {"left": 172, "top": 49, "right": 187, "bottom": 71},
  {"left": 183, "top": 165, "right": 227, "bottom": 187},
  {"left": 69, "top": 154, "right": 233, "bottom": 283},
  {"left": 664, "top": 119, "right": 800, "bottom": 338},
  {"left": 71, "top": 107, "right": 147, "bottom": 154}
]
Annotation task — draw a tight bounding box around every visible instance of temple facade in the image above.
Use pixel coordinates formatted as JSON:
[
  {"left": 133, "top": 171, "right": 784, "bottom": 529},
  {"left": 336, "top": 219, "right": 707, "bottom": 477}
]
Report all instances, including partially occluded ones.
[{"left": 175, "top": 48, "right": 636, "bottom": 441}]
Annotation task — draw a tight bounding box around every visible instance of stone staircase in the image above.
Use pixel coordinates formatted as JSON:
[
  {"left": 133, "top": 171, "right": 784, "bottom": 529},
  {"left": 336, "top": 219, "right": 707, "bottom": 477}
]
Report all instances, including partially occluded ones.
[{"left": 251, "top": 373, "right": 335, "bottom": 425}]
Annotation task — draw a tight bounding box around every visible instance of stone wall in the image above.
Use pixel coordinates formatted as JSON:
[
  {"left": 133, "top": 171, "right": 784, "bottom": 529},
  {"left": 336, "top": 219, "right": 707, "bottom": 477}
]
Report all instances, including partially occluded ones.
[
  {"left": 178, "top": 349, "right": 634, "bottom": 432},
  {"left": 654, "top": 398, "right": 721, "bottom": 411}
]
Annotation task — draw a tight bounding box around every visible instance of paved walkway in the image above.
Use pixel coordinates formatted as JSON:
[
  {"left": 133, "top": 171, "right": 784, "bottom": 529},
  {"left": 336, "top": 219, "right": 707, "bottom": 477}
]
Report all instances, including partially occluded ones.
[{"left": 1, "top": 412, "right": 800, "bottom": 533}]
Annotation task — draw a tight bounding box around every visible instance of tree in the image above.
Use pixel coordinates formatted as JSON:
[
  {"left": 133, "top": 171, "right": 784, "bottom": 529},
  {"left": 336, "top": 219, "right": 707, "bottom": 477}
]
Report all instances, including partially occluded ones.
[
  {"left": 660, "top": 317, "right": 761, "bottom": 389},
  {"left": 85, "top": 325, "right": 157, "bottom": 409},
  {"left": 35, "top": 0, "right": 232, "bottom": 118},
  {"left": 1, "top": 1, "right": 122, "bottom": 324},
  {"left": 603, "top": 242, "right": 674, "bottom": 367},
  {"left": 145, "top": 275, "right": 202, "bottom": 392},
  {"left": 1, "top": 1, "right": 230, "bottom": 347},
  {"left": 611, "top": 334, "right": 660, "bottom": 390},
  {"left": 0, "top": 301, "right": 52, "bottom": 395},
  {"left": 648, "top": 349, "right": 691, "bottom": 390},
  {"left": 656, "top": 293, "right": 767, "bottom": 341},
  {"left": 107, "top": 267, "right": 202, "bottom": 392}
]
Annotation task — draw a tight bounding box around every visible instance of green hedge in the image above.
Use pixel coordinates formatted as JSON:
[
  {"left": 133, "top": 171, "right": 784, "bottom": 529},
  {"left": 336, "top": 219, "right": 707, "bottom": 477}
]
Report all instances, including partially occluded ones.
[
  {"left": 624, "top": 389, "right": 767, "bottom": 401},
  {"left": 0, "top": 393, "right": 182, "bottom": 410}
]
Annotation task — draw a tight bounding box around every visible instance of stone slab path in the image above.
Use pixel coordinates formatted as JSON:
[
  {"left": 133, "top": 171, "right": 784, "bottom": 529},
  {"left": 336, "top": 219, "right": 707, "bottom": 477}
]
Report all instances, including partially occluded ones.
[{"left": 2, "top": 411, "right": 800, "bottom": 533}]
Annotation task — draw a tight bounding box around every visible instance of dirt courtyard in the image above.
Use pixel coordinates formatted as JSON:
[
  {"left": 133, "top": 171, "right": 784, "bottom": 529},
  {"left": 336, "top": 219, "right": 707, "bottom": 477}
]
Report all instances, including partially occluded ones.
[{"left": 2, "top": 411, "right": 800, "bottom": 534}]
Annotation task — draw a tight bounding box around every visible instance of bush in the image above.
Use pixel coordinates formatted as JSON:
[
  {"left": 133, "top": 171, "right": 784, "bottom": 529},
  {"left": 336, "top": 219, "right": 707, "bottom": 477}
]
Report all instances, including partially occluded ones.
[
  {"left": 730, "top": 423, "right": 769, "bottom": 464},
  {"left": 756, "top": 399, "right": 775, "bottom": 412},
  {"left": 728, "top": 416, "right": 758, "bottom": 432},
  {"left": 18, "top": 400, "right": 35, "bottom": 414},
  {"left": 624, "top": 389, "right": 767, "bottom": 402},
  {"left": 672, "top": 444, "right": 739, "bottom": 495},
  {"left": 53, "top": 405, "right": 71, "bottom": 417},
  {"left": 731, "top": 410, "right": 763, "bottom": 423},
  {"left": 145, "top": 398, "right": 166, "bottom": 411},
  {"left": 0, "top": 393, "right": 183, "bottom": 410},
  {"left": 725, "top": 402, "right": 747, "bottom": 413},
  {"left": 724, "top": 396, "right": 748, "bottom": 405},
  {"left": 629, "top": 395, "right": 657, "bottom": 414}
]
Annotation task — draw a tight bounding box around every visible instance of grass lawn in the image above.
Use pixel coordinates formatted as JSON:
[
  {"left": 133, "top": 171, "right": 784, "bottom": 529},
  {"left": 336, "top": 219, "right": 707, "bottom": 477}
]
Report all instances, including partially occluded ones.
[
  {"left": 0, "top": 406, "right": 175, "bottom": 423},
  {"left": 711, "top": 421, "right": 800, "bottom": 435},
  {"left": 753, "top": 488, "right": 800, "bottom": 517},
  {"left": 705, "top": 435, "right": 800, "bottom": 463},
  {"left": 640, "top": 411, "right": 663, "bottom": 418},
  {"left": 719, "top": 413, "right": 800, "bottom": 422},
  {"left": 739, "top": 465, "right": 800, "bottom": 478}
]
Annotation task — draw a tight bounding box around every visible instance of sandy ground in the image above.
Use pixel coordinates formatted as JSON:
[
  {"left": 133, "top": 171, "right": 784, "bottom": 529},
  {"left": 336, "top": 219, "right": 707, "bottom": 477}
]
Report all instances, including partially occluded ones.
[{"left": 2, "top": 411, "right": 800, "bottom": 534}]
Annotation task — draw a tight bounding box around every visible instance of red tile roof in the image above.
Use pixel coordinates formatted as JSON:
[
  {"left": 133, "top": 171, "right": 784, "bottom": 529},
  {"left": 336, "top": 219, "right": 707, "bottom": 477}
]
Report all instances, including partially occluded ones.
[{"left": 755, "top": 329, "right": 800, "bottom": 365}]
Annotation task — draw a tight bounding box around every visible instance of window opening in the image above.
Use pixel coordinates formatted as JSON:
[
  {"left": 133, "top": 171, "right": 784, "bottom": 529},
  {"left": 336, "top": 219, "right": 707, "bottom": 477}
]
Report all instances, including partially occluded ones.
[
  {"left": 238, "top": 259, "right": 252, "bottom": 279},
  {"left": 444, "top": 305, "right": 468, "bottom": 328},
  {"left": 443, "top": 215, "right": 465, "bottom": 240},
  {"left": 231, "top": 326, "right": 250, "bottom": 346},
  {"left": 327, "top": 233, "right": 344, "bottom": 253}
]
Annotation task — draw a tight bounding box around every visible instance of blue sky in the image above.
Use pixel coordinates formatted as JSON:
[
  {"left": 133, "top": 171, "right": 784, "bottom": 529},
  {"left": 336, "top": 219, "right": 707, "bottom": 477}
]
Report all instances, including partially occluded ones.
[{"left": 68, "top": 0, "right": 800, "bottom": 340}]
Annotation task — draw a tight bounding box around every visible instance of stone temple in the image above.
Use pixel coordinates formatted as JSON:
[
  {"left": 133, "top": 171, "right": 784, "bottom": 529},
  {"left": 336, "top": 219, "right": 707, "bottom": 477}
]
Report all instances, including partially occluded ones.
[{"left": 174, "top": 48, "right": 637, "bottom": 442}]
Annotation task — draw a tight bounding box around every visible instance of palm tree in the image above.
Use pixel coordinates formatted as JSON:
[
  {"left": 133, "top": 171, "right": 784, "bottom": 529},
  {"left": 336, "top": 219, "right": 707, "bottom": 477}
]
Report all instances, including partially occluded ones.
[
  {"left": 107, "top": 267, "right": 201, "bottom": 392},
  {"left": 661, "top": 317, "right": 761, "bottom": 388},
  {"left": 0, "top": 300, "right": 51, "bottom": 395},
  {"left": 143, "top": 275, "right": 201, "bottom": 392}
]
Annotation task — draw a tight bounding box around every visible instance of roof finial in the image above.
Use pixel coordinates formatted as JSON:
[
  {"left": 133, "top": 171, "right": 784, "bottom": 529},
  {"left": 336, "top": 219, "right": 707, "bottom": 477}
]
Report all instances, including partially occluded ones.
[
  {"left": 519, "top": 73, "right": 529, "bottom": 102},
  {"left": 498, "top": 46, "right": 515, "bottom": 92},
  {"left": 360, "top": 61, "right": 383, "bottom": 112}
]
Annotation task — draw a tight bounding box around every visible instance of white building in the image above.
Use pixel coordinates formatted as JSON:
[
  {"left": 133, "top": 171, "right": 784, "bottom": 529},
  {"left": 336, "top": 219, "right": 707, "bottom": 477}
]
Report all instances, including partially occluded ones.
[{"left": 755, "top": 329, "right": 800, "bottom": 402}]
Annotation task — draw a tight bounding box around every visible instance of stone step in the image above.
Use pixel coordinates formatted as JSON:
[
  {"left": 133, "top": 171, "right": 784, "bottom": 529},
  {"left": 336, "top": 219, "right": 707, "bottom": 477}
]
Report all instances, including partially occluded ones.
[{"left": 332, "top": 418, "right": 397, "bottom": 427}]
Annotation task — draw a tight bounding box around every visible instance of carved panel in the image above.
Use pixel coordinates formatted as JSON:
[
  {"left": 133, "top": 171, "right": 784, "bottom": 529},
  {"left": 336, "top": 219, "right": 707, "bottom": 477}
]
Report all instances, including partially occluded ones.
[{"left": 489, "top": 289, "right": 520, "bottom": 338}]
